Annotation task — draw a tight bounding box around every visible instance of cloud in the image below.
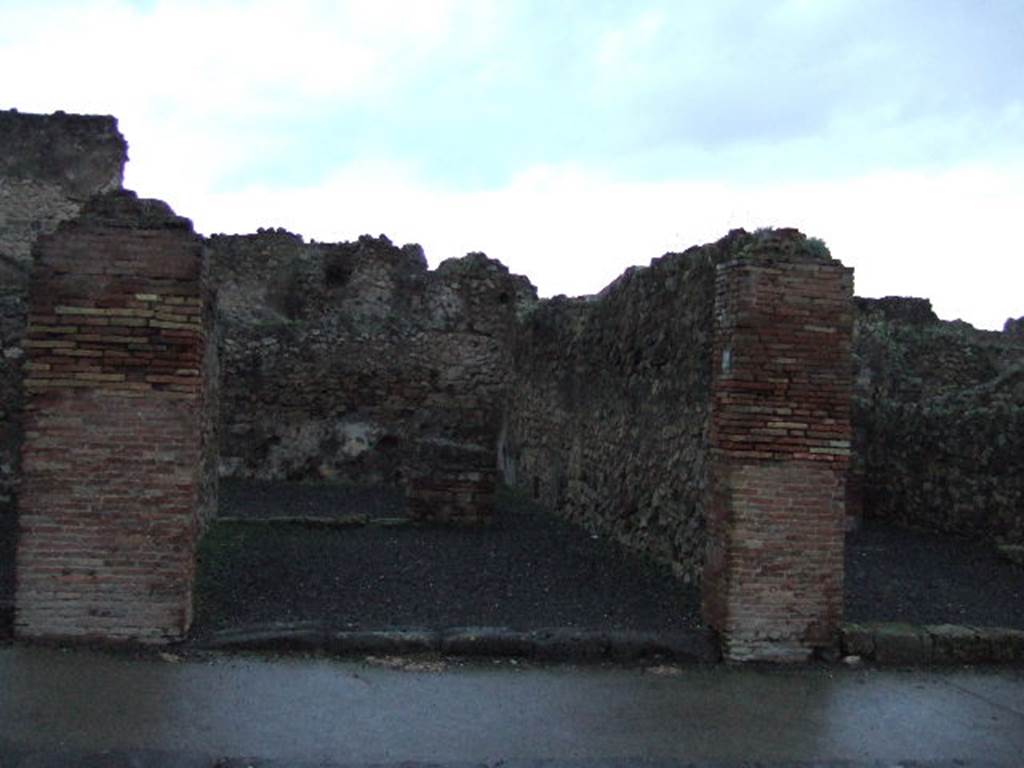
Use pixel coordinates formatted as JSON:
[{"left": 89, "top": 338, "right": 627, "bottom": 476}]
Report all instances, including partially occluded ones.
[
  {"left": 1, "top": 0, "right": 1021, "bottom": 329},
  {"left": 162, "top": 154, "right": 1023, "bottom": 330},
  {"left": 4, "top": 0, "right": 1020, "bottom": 188}
]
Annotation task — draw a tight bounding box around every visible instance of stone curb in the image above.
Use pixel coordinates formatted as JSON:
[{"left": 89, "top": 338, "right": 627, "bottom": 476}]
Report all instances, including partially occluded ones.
[
  {"left": 216, "top": 516, "right": 443, "bottom": 528},
  {"left": 217, "top": 515, "right": 372, "bottom": 528},
  {"left": 841, "top": 622, "right": 1024, "bottom": 665},
  {"left": 193, "top": 624, "right": 720, "bottom": 663}
]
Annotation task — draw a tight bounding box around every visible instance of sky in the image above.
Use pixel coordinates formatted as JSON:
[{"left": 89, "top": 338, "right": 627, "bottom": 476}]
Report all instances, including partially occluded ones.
[{"left": 1, "top": 0, "right": 1022, "bottom": 329}]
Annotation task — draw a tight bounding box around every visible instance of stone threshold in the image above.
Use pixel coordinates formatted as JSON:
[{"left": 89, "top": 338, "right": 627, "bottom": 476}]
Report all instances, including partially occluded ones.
[
  {"left": 191, "top": 624, "right": 720, "bottom": 663},
  {"left": 216, "top": 515, "right": 413, "bottom": 528},
  {"left": 841, "top": 622, "right": 1024, "bottom": 665},
  {"left": 9, "top": 621, "right": 1024, "bottom": 667}
]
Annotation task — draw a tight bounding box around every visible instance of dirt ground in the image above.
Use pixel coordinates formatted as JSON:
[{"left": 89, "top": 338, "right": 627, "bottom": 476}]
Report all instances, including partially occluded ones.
[
  {"left": 844, "top": 516, "right": 1024, "bottom": 628},
  {"left": 193, "top": 482, "right": 703, "bottom": 638},
  {"left": 194, "top": 480, "right": 1024, "bottom": 637}
]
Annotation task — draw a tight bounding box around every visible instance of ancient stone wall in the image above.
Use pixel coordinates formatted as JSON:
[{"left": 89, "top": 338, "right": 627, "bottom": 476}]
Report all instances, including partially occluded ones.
[
  {"left": 0, "top": 110, "right": 126, "bottom": 512},
  {"left": 209, "top": 231, "right": 536, "bottom": 521},
  {"left": 15, "top": 191, "right": 214, "bottom": 641},
  {"left": 3, "top": 107, "right": 1020, "bottom": 652},
  {"left": 853, "top": 298, "right": 1024, "bottom": 543},
  {"left": 501, "top": 231, "right": 756, "bottom": 579},
  {"left": 702, "top": 231, "right": 853, "bottom": 661}
]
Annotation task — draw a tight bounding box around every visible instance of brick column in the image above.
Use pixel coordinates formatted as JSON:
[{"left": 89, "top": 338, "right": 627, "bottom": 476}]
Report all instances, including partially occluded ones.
[
  {"left": 406, "top": 439, "right": 497, "bottom": 524},
  {"left": 702, "top": 230, "right": 853, "bottom": 662},
  {"left": 15, "top": 191, "right": 213, "bottom": 643}
]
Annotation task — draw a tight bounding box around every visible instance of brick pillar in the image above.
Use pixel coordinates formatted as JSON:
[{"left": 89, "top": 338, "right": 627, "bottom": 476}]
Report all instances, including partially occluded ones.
[
  {"left": 15, "top": 191, "right": 213, "bottom": 643},
  {"left": 702, "top": 230, "right": 853, "bottom": 662},
  {"left": 406, "top": 439, "right": 497, "bottom": 524}
]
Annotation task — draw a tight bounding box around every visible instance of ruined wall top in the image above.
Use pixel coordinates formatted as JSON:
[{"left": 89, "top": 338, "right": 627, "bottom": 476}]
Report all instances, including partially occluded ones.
[
  {"left": 208, "top": 229, "right": 538, "bottom": 334},
  {"left": 1005, "top": 316, "right": 1024, "bottom": 340},
  {"left": 855, "top": 296, "right": 939, "bottom": 325},
  {"left": 0, "top": 110, "right": 126, "bottom": 200}
]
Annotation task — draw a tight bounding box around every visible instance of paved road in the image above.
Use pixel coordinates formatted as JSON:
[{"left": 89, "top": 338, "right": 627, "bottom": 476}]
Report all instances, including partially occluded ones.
[{"left": 1, "top": 645, "right": 1022, "bottom": 767}]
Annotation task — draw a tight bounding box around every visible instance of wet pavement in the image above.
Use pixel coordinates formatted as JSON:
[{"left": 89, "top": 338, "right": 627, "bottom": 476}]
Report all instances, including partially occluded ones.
[{"left": 1, "top": 645, "right": 1023, "bottom": 766}]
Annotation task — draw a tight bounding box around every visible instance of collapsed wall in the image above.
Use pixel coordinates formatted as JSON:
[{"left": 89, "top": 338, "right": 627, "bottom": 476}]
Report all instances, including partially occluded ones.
[
  {"left": 853, "top": 299, "right": 1024, "bottom": 544},
  {"left": 0, "top": 111, "right": 127, "bottom": 511},
  {"left": 209, "top": 230, "right": 536, "bottom": 521},
  {"left": 501, "top": 232, "right": 752, "bottom": 579}
]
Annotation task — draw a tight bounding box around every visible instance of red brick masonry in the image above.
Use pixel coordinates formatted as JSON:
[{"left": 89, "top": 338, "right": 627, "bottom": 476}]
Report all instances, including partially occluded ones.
[
  {"left": 703, "top": 233, "right": 854, "bottom": 661},
  {"left": 15, "top": 192, "right": 211, "bottom": 642}
]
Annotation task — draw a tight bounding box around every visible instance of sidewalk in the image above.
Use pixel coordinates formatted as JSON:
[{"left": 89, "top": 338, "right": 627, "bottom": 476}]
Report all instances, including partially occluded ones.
[{"left": 1, "top": 645, "right": 1023, "bottom": 766}]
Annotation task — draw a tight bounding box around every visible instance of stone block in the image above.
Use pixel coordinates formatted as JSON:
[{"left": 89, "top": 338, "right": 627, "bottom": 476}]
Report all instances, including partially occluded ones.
[
  {"left": 872, "top": 623, "right": 932, "bottom": 665},
  {"left": 841, "top": 623, "right": 877, "bottom": 658},
  {"left": 926, "top": 624, "right": 992, "bottom": 664},
  {"left": 440, "top": 627, "right": 534, "bottom": 658},
  {"left": 974, "top": 627, "right": 1024, "bottom": 663}
]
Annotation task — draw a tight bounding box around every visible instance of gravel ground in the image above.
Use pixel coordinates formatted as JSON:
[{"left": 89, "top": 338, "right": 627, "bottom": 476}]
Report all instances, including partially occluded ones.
[
  {"left": 3, "top": 483, "right": 1022, "bottom": 643},
  {"left": 845, "top": 517, "right": 1024, "bottom": 629},
  {"left": 198, "top": 482, "right": 1024, "bottom": 637},
  {"left": 193, "top": 485, "right": 703, "bottom": 639}
]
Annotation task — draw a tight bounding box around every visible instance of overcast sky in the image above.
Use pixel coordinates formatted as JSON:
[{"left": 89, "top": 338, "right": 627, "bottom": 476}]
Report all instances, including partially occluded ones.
[{"left": 2, "top": 0, "right": 1022, "bottom": 328}]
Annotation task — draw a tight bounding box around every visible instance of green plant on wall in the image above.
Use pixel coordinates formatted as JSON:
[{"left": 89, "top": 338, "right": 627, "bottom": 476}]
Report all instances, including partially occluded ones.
[
  {"left": 743, "top": 227, "right": 832, "bottom": 260},
  {"left": 803, "top": 236, "right": 831, "bottom": 260}
]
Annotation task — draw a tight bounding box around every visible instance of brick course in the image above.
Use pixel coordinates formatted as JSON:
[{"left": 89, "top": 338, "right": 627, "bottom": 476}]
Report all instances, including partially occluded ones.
[
  {"left": 15, "top": 191, "right": 213, "bottom": 642},
  {"left": 703, "top": 231, "right": 853, "bottom": 661}
]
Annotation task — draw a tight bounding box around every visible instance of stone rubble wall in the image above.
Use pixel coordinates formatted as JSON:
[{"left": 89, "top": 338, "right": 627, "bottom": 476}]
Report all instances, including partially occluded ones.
[
  {"left": 0, "top": 110, "right": 126, "bottom": 511},
  {"left": 853, "top": 298, "right": 1024, "bottom": 544},
  {"left": 208, "top": 231, "right": 536, "bottom": 521},
  {"left": 500, "top": 231, "right": 757, "bottom": 579},
  {"left": 15, "top": 191, "right": 213, "bottom": 641}
]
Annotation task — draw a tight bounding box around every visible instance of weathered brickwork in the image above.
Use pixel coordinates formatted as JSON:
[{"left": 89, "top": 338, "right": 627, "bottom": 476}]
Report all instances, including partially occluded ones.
[
  {"left": 0, "top": 110, "right": 126, "bottom": 511},
  {"left": 703, "top": 231, "right": 853, "bottom": 661},
  {"left": 15, "top": 191, "right": 214, "bottom": 642},
  {"left": 406, "top": 441, "right": 497, "bottom": 524},
  {"left": 209, "top": 232, "right": 534, "bottom": 521}
]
